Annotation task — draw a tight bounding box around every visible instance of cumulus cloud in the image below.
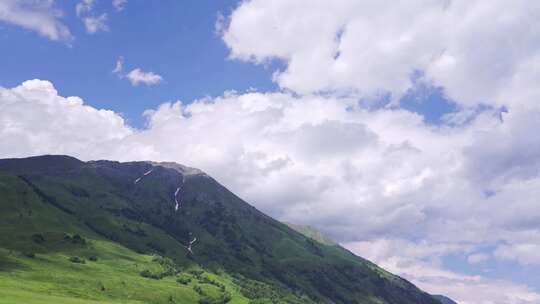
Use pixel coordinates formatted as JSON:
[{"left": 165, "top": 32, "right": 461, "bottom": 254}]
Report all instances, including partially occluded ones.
[
  {"left": 126, "top": 68, "right": 163, "bottom": 86},
  {"left": 112, "top": 57, "right": 162, "bottom": 86},
  {"left": 218, "top": 5, "right": 540, "bottom": 299},
  {"left": 0, "top": 80, "right": 132, "bottom": 159},
  {"left": 347, "top": 239, "right": 540, "bottom": 304},
  {"left": 222, "top": 0, "right": 540, "bottom": 109},
  {"left": 2, "top": 79, "right": 540, "bottom": 302},
  {"left": 0, "top": 0, "right": 72, "bottom": 41}
]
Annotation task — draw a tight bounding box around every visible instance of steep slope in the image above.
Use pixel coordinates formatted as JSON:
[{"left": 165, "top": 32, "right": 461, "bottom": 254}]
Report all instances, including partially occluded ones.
[
  {"left": 432, "top": 295, "right": 458, "bottom": 304},
  {"left": 284, "top": 223, "right": 337, "bottom": 246},
  {"left": 0, "top": 155, "right": 441, "bottom": 304}
]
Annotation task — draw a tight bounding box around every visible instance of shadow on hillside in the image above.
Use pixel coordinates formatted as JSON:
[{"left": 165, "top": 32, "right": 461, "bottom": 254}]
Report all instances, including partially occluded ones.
[{"left": 0, "top": 250, "right": 28, "bottom": 272}]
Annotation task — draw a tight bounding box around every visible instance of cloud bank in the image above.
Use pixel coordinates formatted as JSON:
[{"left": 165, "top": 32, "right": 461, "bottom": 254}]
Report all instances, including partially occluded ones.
[
  {"left": 1, "top": 79, "right": 539, "bottom": 303},
  {"left": 223, "top": 0, "right": 540, "bottom": 110}
]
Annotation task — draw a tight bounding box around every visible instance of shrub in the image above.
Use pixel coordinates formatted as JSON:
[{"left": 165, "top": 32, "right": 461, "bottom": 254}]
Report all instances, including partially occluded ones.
[
  {"left": 248, "top": 300, "right": 273, "bottom": 304},
  {"left": 193, "top": 285, "right": 205, "bottom": 296},
  {"left": 140, "top": 269, "right": 166, "bottom": 280},
  {"left": 69, "top": 256, "right": 86, "bottom": 264},
  {"left": 71, "top": 234, "right": 86, "bottom": 245},
  {"left": 31, "top": 233, "right": 45, "bottom": 244},
  {"left": 151, "top": 255, "right": 179, "bottom": 276},
  {"left": 140, "top": 269, "right": 154, "bottom": 278},
  {"left": 23, "top": 252, "right": 35, "bottom": 258},
  {"left": 176, "top": 275, "right": 192, "bottom": 285},
  {"left": 218, "top": 291, "right": 232, "bottom": 304},
  {"left": 146, "top": 241, "right": 165, "bottom": 254},
  {"left": 189, "top": 269, "right": 204, "bottom": 279},
  {"left": 64, "top": 234, "right": 87, "bottom": 245},
  {"left": 198, "top": 297, "right": 213, "bottom": 304},
  {"left": 197, "top": 292, "right": 232, "bottom": 304}
]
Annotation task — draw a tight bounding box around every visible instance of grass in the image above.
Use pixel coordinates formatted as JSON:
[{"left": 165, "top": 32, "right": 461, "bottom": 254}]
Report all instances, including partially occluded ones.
[
  {"left": 0, "top": 240, "right": 249, "bottom": 304},
  {"left": 0, "top": 156, "right": 441, "bottom": 304},
  {"left": 0, "top": 171, "right": 243, "bottom": 303}
]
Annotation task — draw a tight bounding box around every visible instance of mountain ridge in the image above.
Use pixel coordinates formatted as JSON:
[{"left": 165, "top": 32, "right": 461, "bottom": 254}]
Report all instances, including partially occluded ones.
[
  {"left": 284, "top": 223, "right": 337, "bottom": 246},
  {"left": 0, "top": 155, "right": 443, "bottom": 304},
  {"left": 432, "top": 295, "right": 458, "bottom": 304}
]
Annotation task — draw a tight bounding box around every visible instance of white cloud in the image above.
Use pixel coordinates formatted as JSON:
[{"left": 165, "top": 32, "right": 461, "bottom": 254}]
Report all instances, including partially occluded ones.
[
  {"left": 3, "top": 1, "right": 540, "bottom": 301},
  {"left": 112, "top": 0, "right": 127, "bottom": 11},
  {"left": 76, "top": 0, "right": 108, "bottom": 34},
  {"left": 112, "top": 56, "right": 124, "bottom": 74},
  {"left": 346, "top": 239, "right": 540, "bottom": 304},
  {"left": 2, "top": 79, "right": 540, "bottom": 301},
  {"left": 126, "top": 68, "right": 163, "bottom": 86},
  {"left": 112, "top": 57, "right": 162, "bottom": 86},
  {"left": 0, "top": 80, "right": 132, "bottom": 159},
  {"left": 222, "top": 0, "right": 540, "bottom": 109},
  {"left": 2, "top": 80, "right": 538, "bottom": 245},
  {"left": 468, "top": 253, "right": 489, "bottom": 265},
  {"left": 495, "top": 243, "right": 540, "bottom": 266},
  {"left": 0, "top": 0, "right": 72, "bottom": 41},
  {"left": 75, "top": 0, "right": 93, "bottom": 17},
  {"left": 218, "top": 5, "right": 540, "bottom": 298},
  {"left": 82, "top": 13, "right": 108, "bottom": 33}
]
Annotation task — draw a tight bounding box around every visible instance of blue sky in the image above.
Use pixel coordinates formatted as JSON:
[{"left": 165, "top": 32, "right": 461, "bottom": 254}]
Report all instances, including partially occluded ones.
[
  {"left": 0, "top": 0, "right": 280, "bottom": 127},
  {"left": 1, "top": 1, "right": 540, "bottom": 303},
  {"left": 0, "top": 0, "right": 456, "bottom": 127}
]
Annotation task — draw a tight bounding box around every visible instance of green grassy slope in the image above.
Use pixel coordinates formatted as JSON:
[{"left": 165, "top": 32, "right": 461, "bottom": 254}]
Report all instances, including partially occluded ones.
[
  {"left": 0, "top": 155, "right": 441, "bottom": 304},
  {"left": 0, "top": 170, "right": 248, "bottom": 304}
]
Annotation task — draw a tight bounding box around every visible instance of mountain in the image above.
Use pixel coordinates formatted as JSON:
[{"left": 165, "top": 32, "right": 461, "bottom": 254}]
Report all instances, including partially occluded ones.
[
  {"left": 0, "top": 155, "right": 442, "bottom": 304},
  {"left": 284, "top": 223, "right": 337, "bottom": 246},
  {"left": 432, "top": 295, "right": 458, "bottom": 304}
]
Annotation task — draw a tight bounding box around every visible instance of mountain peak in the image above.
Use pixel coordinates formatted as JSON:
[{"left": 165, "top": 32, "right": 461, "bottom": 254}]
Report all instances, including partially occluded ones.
[
  {"left": 0, "top": 155, "right": 441, "bottom": 304},
  {"left": 149, "top": 161, "right": 205, "bottom": 177},
  {"left": 0, "top": 154, "right": 84, "bottom": 173}
]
